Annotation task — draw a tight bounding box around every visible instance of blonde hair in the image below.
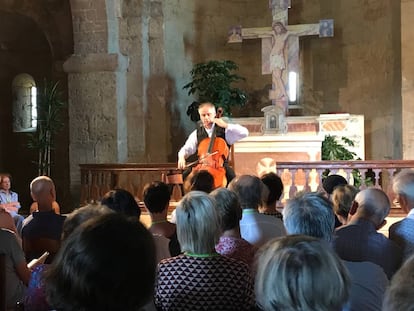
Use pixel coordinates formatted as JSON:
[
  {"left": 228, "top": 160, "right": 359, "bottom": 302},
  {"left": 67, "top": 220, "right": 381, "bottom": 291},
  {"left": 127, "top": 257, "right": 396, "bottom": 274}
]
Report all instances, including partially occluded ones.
[{"left": 255, "top": 235, "right": 350, "bottom": 311}]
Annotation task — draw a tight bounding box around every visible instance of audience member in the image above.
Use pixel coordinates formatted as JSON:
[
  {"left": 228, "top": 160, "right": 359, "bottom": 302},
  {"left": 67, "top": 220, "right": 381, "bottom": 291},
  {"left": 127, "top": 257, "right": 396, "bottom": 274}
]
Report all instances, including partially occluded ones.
[
  {"left": 211, "top": 187, "right": 257, "bottom": 268},
  {"left": 389, "top": 169, "right": 414, "bottom": 261},
  {"left": 383, "top": 253, "right": 414, "bottom": 311},
  {"left": 170, "top": 170, "right": 215, "bottom": 224},
  {"left": 24, "top": 204, "right": 113, "bottom": 311},
  {"left": 143, "top": 181, "right": 181, "bottom": 259},
  {"left": 46, "top": 213, "right": 156, "bottom": 311},
  {"left": 1, "top": 227, "right": 31, "bottom": 309},
  {"left": 21, "top": 176, "right": 66, "bottom": 261},
  {"left": 255, "top": 235, "right": 350, "bottom": 311},
  {"left": 283, "top": 191, "right": 389, "bottom": 311},
  {"left": 183, "top": 169, "right": 214, "bottom": 194},
  {"left": 0, "top": 173, "right": 24, "bottom": 232},
  {"left": 155, "top": 191, "right": 254, "bottom": 310},
  {"left": 333, "top": 188, "right": 402, "bottom": 278},
  {"left": 259, "top": 172, "right": 284, "bottom": 219},
  {"left": 322, "top": 174, "right": 348, "bottom": 227},
  {"left": 101, "top": 188, "right": 141, "bottom": 219},
  {"left": 322, "top": 174, "right": 348, "bottom": 196},
  {"left": 332, "top": 184, "right": 359, "bottom": 227},
  {"left": 228, "top": 175, "right": 285, "bottom": 247},
  {"left": 0, "top": 207, "right": 18, "bottom": 234},
  {"left": 29, "top": 201, "right": 60, "bottom": 214}
]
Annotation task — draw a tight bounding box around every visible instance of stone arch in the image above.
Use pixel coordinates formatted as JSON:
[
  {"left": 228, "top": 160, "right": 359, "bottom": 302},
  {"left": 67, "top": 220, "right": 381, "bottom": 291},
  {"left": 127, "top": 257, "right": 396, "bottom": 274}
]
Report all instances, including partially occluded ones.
[
  {"left": 0, "top": 2, "right": 73, "bottom": 61},
  {"left": 0, "top": 2, "right": 73, "bottom": 210}
]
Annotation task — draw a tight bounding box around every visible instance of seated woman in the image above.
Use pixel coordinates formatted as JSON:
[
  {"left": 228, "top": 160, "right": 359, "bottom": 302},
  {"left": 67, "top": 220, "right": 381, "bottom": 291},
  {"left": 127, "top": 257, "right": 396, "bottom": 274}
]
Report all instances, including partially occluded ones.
[
  {"left": 210, "top": 187, "right": 257, "bottom": 268},
  {"left": 101, "top": 188, "right": 141, "bottom": 219},
  {"left": 0, "top": 173, "right": 24, "bottom": 231},
  {"left": 0, "top": 225, "right": 31, "bottom": 309},
  {"left": 183, "top": 170, "right": 214, "bottom": 194},
  {"left": 260, "top": 172, "right": 284, "bottom": 219},
  {"left": 155, "top": 191, "right": 254, "bottom": 310},
  {"left": 143, "top": 181, "right": 181, "bottom": 258},
  {"left": 0, "top": 207, "right": 18, "bottom": 234},
  {"left": 255, "top": 235, "right": 350, "bottom": 311},
  {"left": 331, "top": 184, "right": 359, "bottom": 227},
  {"left": 170, "top": 170, "right": 215, "bottom": 224},
  {"left": 45, "top": 213, "right": 156, "bottom": 311},
  {"left": 24, "top": 204, "right": 112, "bottom": 311}
]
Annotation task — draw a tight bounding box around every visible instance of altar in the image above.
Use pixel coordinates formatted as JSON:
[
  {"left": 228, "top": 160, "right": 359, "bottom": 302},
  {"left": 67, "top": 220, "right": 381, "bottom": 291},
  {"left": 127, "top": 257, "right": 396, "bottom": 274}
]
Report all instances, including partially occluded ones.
[{"left": 230, "top": 113, "right": 365, "bottom": 177}]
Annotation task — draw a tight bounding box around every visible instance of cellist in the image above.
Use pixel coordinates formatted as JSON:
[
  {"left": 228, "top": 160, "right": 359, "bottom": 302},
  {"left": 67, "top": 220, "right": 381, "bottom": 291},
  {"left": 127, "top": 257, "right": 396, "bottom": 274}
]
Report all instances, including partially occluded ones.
[{"left": 178, "top": 102, "right": 249, "bottom": 186}]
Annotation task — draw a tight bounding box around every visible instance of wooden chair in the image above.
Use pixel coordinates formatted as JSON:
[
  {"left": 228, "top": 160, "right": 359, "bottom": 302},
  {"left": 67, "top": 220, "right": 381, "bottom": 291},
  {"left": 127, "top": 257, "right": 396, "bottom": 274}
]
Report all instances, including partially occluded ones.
[
  {"left": 164, "top": 173, "right": 184, "bottom": 202},
  {"left": 0, "top": 254, "right": 5, "bottom": 311},
  {"left": 23, "top": 237, "right": 61, "bottom": 264}
]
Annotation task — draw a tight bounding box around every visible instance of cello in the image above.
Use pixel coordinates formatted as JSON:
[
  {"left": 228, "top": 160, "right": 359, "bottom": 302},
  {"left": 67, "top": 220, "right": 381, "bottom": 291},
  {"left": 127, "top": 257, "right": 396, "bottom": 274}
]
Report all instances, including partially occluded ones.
[{"left": 192, "top": 107, "right": 229, "bottom": 188}]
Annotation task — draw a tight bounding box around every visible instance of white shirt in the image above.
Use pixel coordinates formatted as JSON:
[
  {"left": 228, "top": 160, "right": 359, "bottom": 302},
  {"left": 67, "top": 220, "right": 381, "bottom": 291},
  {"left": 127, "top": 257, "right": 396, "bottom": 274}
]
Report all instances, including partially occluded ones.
[
  {"left": 240, "top": 209, "right": 286, "bottom": 248},
  {"left": 178, "top": 123, "right": 248, "bottom": 159}
]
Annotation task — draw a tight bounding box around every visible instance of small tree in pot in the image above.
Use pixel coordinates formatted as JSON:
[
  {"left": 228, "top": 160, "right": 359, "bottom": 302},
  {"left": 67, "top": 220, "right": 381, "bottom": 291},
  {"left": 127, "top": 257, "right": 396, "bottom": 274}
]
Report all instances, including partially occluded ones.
[
  {"left": 27, "top": 79, "right": 66, "bottom": 176},
  {"left": 183, "top": 60, "right": 247, "bottom": 121}
]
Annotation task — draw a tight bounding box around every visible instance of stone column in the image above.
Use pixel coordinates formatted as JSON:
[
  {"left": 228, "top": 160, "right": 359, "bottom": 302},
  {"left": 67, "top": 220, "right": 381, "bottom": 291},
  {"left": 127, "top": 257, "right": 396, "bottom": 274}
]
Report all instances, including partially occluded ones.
[
  {"left": 66, "top": 0, "right": 128, "bottom": 204},
  {"left": 402, "top": 0, "right": 414, "bottom": 159}
]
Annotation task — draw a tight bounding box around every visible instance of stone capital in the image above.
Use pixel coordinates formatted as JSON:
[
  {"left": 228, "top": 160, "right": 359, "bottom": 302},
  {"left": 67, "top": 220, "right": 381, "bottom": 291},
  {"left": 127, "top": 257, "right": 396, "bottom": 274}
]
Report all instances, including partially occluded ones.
[{"left": 63, "top": 53, "right": 128, "bottom": 73}]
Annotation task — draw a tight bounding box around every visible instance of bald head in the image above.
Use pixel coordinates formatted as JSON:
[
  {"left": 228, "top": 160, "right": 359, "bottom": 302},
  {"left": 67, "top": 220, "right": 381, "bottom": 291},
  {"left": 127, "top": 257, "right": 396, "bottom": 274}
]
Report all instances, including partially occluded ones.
[
  {"left": 30, "top": 176, "right": 56, "bottom": 211},
  {"left": 353, "top": 188, "right": 390, "bottom": 227}
]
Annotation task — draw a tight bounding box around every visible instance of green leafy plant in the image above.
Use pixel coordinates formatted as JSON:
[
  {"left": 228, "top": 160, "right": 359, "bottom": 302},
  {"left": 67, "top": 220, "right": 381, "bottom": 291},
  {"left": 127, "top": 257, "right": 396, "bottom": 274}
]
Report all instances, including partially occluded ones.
[
  {"left": 321, "top": 135, "right": 370, "bottom": 187},
  {"left": 27, "top": 80, "right": 66, "bottom": 176},
  {"left": 322, "top": 135, "right": 357, "bottom": 161},
  {"left": 183, "top": 60, "right": 247, "bottom": 121}
]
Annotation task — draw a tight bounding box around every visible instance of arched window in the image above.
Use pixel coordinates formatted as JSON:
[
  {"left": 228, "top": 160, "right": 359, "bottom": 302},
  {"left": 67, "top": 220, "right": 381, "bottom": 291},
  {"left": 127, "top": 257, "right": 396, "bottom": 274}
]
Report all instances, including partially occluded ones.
[{"left": 12, "top": 73, "right": 37, "bottom": 132}]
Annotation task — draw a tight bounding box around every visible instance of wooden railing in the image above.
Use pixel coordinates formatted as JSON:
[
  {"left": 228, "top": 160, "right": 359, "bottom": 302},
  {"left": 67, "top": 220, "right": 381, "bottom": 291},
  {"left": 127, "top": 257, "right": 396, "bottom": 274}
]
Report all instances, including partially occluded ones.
[
  {"left": 80, "top": 160, "right": 414, "bottom": 215},
  {"left": 79, "top": 163, "right": 182, "bottom": 205}
]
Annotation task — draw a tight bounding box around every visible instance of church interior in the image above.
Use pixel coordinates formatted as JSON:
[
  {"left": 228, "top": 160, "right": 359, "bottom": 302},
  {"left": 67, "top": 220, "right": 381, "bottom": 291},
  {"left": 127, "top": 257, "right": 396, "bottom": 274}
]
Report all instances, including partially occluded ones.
[{"left": 0, "top": 0, "right": 413, "bottom": 211}]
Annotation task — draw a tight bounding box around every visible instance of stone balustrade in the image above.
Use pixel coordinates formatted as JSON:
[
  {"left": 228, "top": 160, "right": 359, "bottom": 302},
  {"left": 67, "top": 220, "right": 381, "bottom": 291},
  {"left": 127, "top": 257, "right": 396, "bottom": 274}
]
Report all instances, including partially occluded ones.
[{"left": 276, "top": 160, "right": 414, "bottom": 215}]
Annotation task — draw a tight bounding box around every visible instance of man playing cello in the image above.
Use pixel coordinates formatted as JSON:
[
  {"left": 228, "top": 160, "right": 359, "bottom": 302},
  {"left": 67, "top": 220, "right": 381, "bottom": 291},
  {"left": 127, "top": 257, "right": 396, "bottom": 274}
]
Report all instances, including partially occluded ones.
[{"left": 178, "top": 102, "right": 249, "bottom": 187}]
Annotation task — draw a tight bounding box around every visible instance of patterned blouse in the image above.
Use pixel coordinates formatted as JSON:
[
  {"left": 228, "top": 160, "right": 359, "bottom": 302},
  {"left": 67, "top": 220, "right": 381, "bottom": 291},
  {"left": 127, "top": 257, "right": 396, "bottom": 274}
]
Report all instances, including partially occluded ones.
[
  {"left": 155, "top": 253, "right": 255, "bottom": 310},
  {"left": 215, "top": 236, "right": 257, "bottom": 268}
]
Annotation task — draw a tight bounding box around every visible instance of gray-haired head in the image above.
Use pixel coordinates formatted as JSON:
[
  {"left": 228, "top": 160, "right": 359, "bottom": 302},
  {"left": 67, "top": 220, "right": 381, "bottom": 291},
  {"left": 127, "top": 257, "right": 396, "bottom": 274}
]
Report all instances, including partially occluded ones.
[
  {"left": 383, "top": 253, "right": 414, "bottom": 311},
  {"left": 393, "top": 169, "right": 414, "bottom": 212},
  {"left": 228, "top": 175, "right": 265, "bottom": 210},
  {"left": 176, "top": 191, "right": 221, "bottom": 254},
  {"left": 283, "top": 192, "right": 335, "bottom": 242},
  {"left": 352, "top": 188, "right": 390, "bottom": 227},
  {"left": 255, "top": 235, "right": 350, "bottom": 311}
]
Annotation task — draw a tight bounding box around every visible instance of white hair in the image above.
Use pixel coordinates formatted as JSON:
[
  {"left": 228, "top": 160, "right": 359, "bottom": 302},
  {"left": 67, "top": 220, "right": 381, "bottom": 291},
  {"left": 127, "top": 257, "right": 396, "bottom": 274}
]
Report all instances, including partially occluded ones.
[{"left": 176, "top": 191, "right": 221, "bottom": 254}]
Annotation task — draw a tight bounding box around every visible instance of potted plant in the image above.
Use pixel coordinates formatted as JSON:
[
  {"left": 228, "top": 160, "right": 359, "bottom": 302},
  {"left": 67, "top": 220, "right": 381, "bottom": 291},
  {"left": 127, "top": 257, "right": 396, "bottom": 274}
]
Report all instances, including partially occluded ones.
[
  {"left": 183, "top": 60, "right": 247, "bottom": 121},
  {"left": 27, "top": 79, "right": 66, "bottom": 176},
  {"left": 321, "top": 135, "right": 372, "bottom": 187}
]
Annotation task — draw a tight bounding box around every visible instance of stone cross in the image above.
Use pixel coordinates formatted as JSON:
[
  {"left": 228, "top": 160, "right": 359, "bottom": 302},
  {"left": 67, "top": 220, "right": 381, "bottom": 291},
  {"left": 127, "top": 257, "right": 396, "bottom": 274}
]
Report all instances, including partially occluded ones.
[{"left": 229, "top": 0, "right": 333, "bottom": 114}]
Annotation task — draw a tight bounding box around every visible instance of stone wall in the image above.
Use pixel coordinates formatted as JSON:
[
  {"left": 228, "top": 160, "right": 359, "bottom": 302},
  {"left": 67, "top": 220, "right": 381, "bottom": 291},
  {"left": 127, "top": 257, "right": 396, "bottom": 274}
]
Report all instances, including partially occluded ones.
[
  {"left": 161, "top": 0, "right": 402, "bottom": 160},
  {"left": 294, "top": 0, "right": 402, "bottom": 159},
  {"left": 0, "top": 2, "right": 73, "bottom": 211},
  {"left": 402, "top": 0, "right": 414, "bottom": 159}
]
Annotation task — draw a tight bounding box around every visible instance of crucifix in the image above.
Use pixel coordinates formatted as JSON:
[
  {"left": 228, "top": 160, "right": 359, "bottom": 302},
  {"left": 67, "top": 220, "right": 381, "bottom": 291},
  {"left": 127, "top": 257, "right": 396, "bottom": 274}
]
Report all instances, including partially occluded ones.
[{"left": 228, "top": 0, "right": 333, "bottom": 114}]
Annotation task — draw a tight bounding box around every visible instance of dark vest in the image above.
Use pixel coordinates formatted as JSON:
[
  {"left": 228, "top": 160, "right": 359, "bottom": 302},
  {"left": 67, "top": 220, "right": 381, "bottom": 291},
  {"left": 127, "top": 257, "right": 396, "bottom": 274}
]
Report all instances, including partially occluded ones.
[{"left": 196, "top": 122, "right": 227, "bottom": 147}]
